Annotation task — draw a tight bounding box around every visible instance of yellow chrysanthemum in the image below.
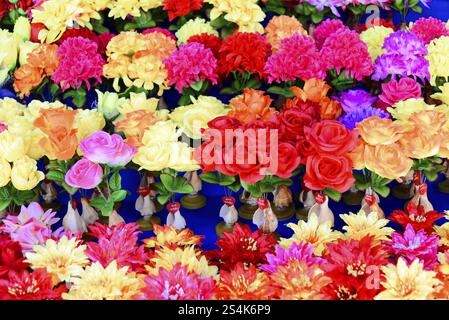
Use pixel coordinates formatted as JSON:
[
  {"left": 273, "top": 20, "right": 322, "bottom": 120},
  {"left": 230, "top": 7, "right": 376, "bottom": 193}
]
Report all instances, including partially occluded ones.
[
  {"left": 279, "top": 213, "right": 342, "bottom": 256},
  {"left": 426, "top": 36, "right": 449, "bottom": 85},
  {"left": 31, "top": 0, "right": 101, "bottom": 43},
  {"left": 360, "top": 26, "right": 394, "bottom": 62},
  {"left": 375, "top": 259, "right": 441, "bottom": 300},
  {"left": 175, "top": 18, "right": 218, "bottom": 44},
  {"left": 107, "top": 0, "right": 163, "bottom": 19},
  {"left": 432, "top": 83, "right": 449, "bottom": 105},
  {"left": 388, "top": 98, "right": 435, "bottom": 121},
  {"left": 435, "top": 222, "right": 449, "bottom": 247},
  {"left": 63, "top": 261, "right": 144, "bottom": 300},
  {"left": 148, "top": 246, "right": 218, "bottom": 278},
  {"left": 340, "top": 211, "right": 394, "bottom": 245},
  {"left": 25, "top": 237, "right": 89, "bottom": 286},
  {"left": 206, "top": 0, "right": 265, "bottom": 33}
]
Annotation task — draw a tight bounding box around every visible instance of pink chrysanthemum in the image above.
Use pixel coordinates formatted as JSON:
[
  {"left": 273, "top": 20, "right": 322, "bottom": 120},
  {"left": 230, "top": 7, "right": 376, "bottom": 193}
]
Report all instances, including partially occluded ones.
[
  {"left": 313, "top": 19, "right": 347, "bottom": 49},
  {"left": 164, "top": 42, "right": 218, "bottom": 92},
  {"left": 261, "top": 241, "right": 323, "bottom": 274},
  {"left": 264, "top": 34, "right": 326, "bottom": 83},
  {"left": 321, "top": 28, "right": 374, "bottom": 81},
  {"left": 410, "top": 17, "right": 449, "bottom": 45},
  {"left": 51, "top": 37, "right": 105, "bottom": 91},
  {"left": 86, "top": 222, "right": 149, "bottom": 273},
  {"left": 384, "top": 224, "right": 439, "bottom": 270},
  {"left": 135, "top": 264, "right": 216, "bottom": 300}
]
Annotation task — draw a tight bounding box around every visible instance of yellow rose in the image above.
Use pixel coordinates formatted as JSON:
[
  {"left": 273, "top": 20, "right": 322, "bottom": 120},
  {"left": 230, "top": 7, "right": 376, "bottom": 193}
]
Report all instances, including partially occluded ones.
[
  {"left": 25, "top": 129, "right": 46, "bottom": 160},
  {"left": 0, "top": 131, "right": 27, "bottom": 162},
  {"left": 167, "top": 142, "right": 199, "bottom": 172},
  {"left": 0, "top": 29, "right": 18, "bottom": 71},
  {"left": 19, "top": 41, "right": 39, "bottom": 65},
  {"left": 364, "top": 143, "right": 413, "bottom": 180},
  {"left": 118, "top": 92, "right": 159, "bottom": 115},
  {"left": 13, "top": 17, "right": 31, "bottom": 43},
  {"left": 141, "top": 120, "right": 181, "bottom": 145},
  {"left": 0, "top": 98, "right": 25, "bottom": 124},
  {"left": 95, "top": 90, "right": 124, "bottom": 120},
  {"left": 11, "top": 156, "right": 45, "bottom": 191},
  {"left": 0, "top": 158, "right": 11, "bottom": 187},
  {"left": 388, "top": 98, "right": 435, "bottom": 121},
  {"left": 356, "top": 116, "right": 405, "bottom": 146},
  {"left": 133, "top": 142, "right": 172, "bottom": 171},
  {"left": 432, "top": 83, "right": 449, "bottom": 105},
  {"left": 74, "top": 109, "right": 106, "bottom": 141}
]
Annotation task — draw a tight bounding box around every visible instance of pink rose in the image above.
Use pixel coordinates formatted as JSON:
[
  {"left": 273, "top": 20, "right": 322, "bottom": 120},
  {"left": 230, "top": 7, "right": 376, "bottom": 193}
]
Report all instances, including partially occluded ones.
[
  {"left": 378, "top": 78, "right": 422, "bottom": 107},
  {"left": 65, "top": 158, "right": 103, "bottom": 189},
  {"left": 79, "top": 131, "right": 136, "bottom": 167}
]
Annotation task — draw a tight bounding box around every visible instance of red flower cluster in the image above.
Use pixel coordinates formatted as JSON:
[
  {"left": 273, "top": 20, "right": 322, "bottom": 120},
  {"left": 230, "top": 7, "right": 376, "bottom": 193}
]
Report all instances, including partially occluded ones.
[
  {"left": 188, "top": 33, "right": 223, "bottom": 58},
  {"left": 218, "top": 32, "right": 271, "bottom": 79},
  {"left": 303, "top": 120, "right": 357, "bottom": 193},
  {"left": 163, "top": 0, "right": 203, "bottom": 21}
]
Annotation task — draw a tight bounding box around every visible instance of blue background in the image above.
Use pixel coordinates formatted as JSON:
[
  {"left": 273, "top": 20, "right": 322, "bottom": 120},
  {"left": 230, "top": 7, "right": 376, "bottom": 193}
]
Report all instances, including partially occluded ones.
[{"left": 2, "top": 1, "right": 449, "bottom": 249}]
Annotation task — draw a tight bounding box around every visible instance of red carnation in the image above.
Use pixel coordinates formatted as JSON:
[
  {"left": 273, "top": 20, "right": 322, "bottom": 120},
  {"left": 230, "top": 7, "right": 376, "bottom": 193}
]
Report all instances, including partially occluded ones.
[
  {"left": 188, "top": 33, "right": 223, "bottom": 58},
  {"left": 163, "top": 0, "right": 203, "bottom": 21},
  {"left": 218, "top": 32, "right": 271, "bottom": 79}
]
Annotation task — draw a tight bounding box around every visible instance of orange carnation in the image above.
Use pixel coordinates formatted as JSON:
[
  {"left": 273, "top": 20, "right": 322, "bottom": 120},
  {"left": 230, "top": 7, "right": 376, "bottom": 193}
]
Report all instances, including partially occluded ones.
[
  {"left": 356, "top": 116, "right": 405, "bottom": 146},
  {"left": 114, "top": 110, "right": 159, "bottom": 147},
  {"left": 228, "top": 88, "right": 277, "bottom": 124},
  {"left": 364, "top": 143, "right": 413, "bottom": 180},
  {"left": 13, "top": 65, "right": 45, "bottom": 97},
  {"left": 265, "top": 15, "right": 307, "bottom": 52},
  {"left": 27, "top": 44, "right": 59, "bottom": 75}
]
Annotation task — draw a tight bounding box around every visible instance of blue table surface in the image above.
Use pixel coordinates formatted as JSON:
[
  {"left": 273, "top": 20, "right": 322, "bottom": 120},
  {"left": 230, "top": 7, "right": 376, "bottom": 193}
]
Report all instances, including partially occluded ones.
[{"left": 4, "top": 1, "right": 449, "bottom": 250}]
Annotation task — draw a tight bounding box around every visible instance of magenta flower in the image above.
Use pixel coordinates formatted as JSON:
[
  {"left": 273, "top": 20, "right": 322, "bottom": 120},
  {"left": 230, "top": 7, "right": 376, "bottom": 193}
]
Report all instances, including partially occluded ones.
[
  {"left": 136, "top": 264, "right": 216, "bottom": 300},
  {"left": 378, "top": 77, "right": 422, "bottom": 107},
  {"left": 79, "top": 131, "right": 136, "bottom": 167},
  {"left": 65, "top": 158, "right": 103, "bottom": 190},
  {"left": 164, "top": 42, "right": 218, "bottom": 92},
  {"left": 265, "top": 34, "right": 326, "bottom": 83},
  {"left": 51, "top": 36, "right": 105, "bottom": 91},
  {"left": 0, "top": 121, "right": 7, "bottom": 133},
  {"left": 384, "top": 224, "right": 439, "bottom": 270},
  {"left": 261, "top": 241, "right": 323, "bottom": 274},
  {"left": 410, "top": 17, "right": 449, "bottom": 45},
  {"left": 313, "top": 19, "right": 347, "bottom": 49}
]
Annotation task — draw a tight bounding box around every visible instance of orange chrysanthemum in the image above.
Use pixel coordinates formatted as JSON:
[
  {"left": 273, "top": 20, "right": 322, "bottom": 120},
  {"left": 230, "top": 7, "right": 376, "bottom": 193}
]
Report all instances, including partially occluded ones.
[
  {"left": 227, "top": 88, "right": 277, "bottom": 124},
  {"left": 216, "top": 263, "right": 277, "bottom": 300}
]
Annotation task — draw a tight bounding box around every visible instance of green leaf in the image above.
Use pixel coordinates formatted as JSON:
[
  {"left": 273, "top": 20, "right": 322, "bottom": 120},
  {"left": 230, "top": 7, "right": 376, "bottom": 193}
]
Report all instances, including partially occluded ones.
[
  {"left": 424, "top": 170, "right": 439, "bottom": 182},
  {"left": 46, "top": 170, "right": 66, "bottom": 184},
  {"left": 190, "top": 80, "right": 204, "bottom": 92},
  {"left": 90, "top": 197, "right": 107, "bottom": 208},
  {"left": 111, "top": 190, "right": 127, "bottom": 202},
  {"left": 109, "top": 172, "right": 122, "bottom": 191},
  {"left": 246, "top": 78, "right": 261, "bottom": 90},
  {"left": 266, "top": 86, "right": 295, "bottom": 98},
  {"left": 178, "top": 94, "right": 192, "bottom": 106},
  {"left": 200, "top": 172, "right": 219, "bottom": 184},
  {"left": 160, "top": 173, "right": 176, "bottom": 192},
  {"left": 220, "top": 87, "right": 238, "bottom": 95},
  {"left": 100, "top": 201, "right": 114, "bottom": 217},
  {"left": 227, "top": 181, "right": 241, "bottom": 193},
  {"left": 157, "top": 193, "right": 172, "bottom": 205},
  {"left": 323, "top": 188, "right": 341, "bottom": 202},
  {"left": 372, "top": 185, "right": 390, "bottom": 198},
  {"left": 241, "top": 180, "right": 262, "bottom": 198},
  {"left": 0, "top": 199, "right": 11, "bottom": 211}
]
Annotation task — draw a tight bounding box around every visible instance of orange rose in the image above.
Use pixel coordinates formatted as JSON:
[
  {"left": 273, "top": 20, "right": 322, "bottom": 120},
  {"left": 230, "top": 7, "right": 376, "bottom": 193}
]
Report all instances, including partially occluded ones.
[
  {"left": 27, "top": 44, "right": 59, "bottom": 75},
  {"left": 356, "top": 116, "right": 405, "bottom": 145},
  {"left": 13, "top": 65, "right": 44, "bottom": 97},
  {"left": 348, "top": 138, "right": 366, "bottom": 170},
  {"left": 439, "top": 129, "right": 449, "bottom": 158},
  {"left": 228, "top": 88, "right": 276, "bottom": 124},
  {"left": 406, "top": 110, "right": 447, "bottom": 135},
  {"left": 114, "top": 110, "right": 159, "bottom": 145},
  {"left": 34, "top": 108, "right": 78, "bottom": 135},
  {"left": 291, "top": 79, "right": 331, "bottom": 104},
  {"left": 399, "top": 128, "right": 441, "bottom": 159},
  {"left": 320, "top": 98, "right": 342, "bottom": 120},
  {"left": 364, "top": 143, "right": 413, "bottom": 180}
]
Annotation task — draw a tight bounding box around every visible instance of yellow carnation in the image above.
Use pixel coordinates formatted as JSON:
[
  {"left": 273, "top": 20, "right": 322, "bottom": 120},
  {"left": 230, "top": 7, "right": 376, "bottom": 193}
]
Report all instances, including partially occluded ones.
[
  {"left": 388, "top": 98, "right": 435, "bottom": 121},
  {"left": 0, "top": 158, "right": 11, "bottom": 187},
  {"left": 426, "top": 36, "right": 449, "bottom": 85},
  {"left": 360, "top": 26, "right": 394, "bottom": 62},
  {"left": 175, "top": 18, "right": 218, "bottom": 44},
  {"left": 431, "top": 83, "right": 449, "bottom": 105}
]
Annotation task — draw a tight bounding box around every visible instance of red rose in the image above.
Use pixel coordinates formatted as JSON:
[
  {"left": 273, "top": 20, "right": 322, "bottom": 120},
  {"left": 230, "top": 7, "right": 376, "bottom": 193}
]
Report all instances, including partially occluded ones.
[
  {"left": 304, "top": 154, "right": 355, "bottom": 193},
  {"left": 208, "top": 116, "right": 241, "bottom": 132},
  {"left": 305, "top": 120, "right": 358, "bottom": 156},
  {"left": 274, "top": 142, "right": 301, "bottom": 178},
  {"left": 295, "top": 135, "right": 315, "bottom": 163},
  {"left": 277, "top": 108, "right": 316, "bottom": 143}
]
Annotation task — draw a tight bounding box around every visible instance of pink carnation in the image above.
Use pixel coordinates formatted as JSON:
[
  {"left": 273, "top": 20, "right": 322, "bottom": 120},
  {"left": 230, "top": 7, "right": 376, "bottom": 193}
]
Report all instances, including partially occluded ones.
[
  {"left": 378, "top": 77, "right": 422, "bottom": 108},
  {"left": 264, "top": 34, "right": 326, "bottom": 83},
  {"left": 51, "top": 37, "right": 105, "bottom": 91},
  {"left": 321, "top": 28, "right": 374, "bottom": 81},
  {"left": 313, "top": 19, "right": 347, "bottom": 49},
  {"left": 410, "top": 17, "right": 449, "bottom": 45},
  {"left": 164, "top": 42, "right": 218, "bottom": 92}
]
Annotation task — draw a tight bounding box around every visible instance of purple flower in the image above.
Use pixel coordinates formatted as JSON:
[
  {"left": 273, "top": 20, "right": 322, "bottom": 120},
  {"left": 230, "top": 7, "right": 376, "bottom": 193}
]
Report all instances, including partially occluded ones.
[
  {"left": 334, "top": 89, "right": 377, "bottom": 113},
  {"left": 339, "top": 107, "right": 389, "bottom": 130},
  {"left": 372, "top": 31, "right": 430, "bottom": 81}
]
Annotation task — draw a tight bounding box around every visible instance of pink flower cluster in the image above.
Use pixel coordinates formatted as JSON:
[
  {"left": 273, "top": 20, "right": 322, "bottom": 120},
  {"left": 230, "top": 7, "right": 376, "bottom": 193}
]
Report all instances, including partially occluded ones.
[
  {"left": 313, "top": 19, "right": 347, "bottom": 49},
  {"left": 265, "top": 34, "right": 326, "bottom": 83},
  {"left": 410, "top": 17, "right": 449, "bottom": 45},
  {"left": 51, "top": 37, "right": 105, "bottom": 91},
  {"left": 164, "top": 42, "right": 218, "bottom": 92}
]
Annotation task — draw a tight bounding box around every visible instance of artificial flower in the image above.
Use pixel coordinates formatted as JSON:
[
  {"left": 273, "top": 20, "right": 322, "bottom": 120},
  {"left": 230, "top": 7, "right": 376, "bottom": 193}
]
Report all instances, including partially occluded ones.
[
  {"left": 65, "top": 158, "right": 103, "bottom": 190},
  {"left": 410, "top": 17, "right": 449, "bottom": 45},
  {"left": 227, "top": 89, "right": 276, "bottom": 124},
  {"left": 340, "top": 211, "right": 394, "bottom": 245},
  {"left": 390, "top": 202, "right": 444, "bottom": 234},
  {"left": 175, "top": 18, "right": 218, "bottom": 44},
  {"left": 11, "top": 156, "right": 45, "bottom": 191},
  {"left": 264, "top": 15, "right": 307, "bottom": 52},
  {"left": 143, "top": 225, "right": 203, "bottom": 249},
  {"left": 360, "top": 25, "right": 394, "bottom": 62},
  {"left": 426, "top": 35, "right": 449, "bottom": 85}
]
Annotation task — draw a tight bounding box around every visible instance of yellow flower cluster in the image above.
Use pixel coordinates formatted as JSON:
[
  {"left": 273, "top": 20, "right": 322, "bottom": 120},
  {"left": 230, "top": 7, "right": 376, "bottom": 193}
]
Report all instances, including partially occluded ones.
[
  {"left": 426, "top": 36, "right": 449, "bottom": 85},
  {"left": 107, "top": 0, "right": 163, "bottom": 19},
  {"left": 133, "top": 120, "right": 199, "bottom": 172},
  {"left": 360, "top": 26, "right": 394, "bottom": 62},
  {"left": 31, "top": 0, "right": 101, "bottom": 43},
  {"left": 340, "top": 211, "right": 394, "bottom": 245},
  {"left": 206, "top": 0, "right": 265, "bottom": 33},
  {"left": 103, "top": 31, "right": 176, "bottom": 94},
  {"left": 175, "top": 18, "right": 218, "bottom": 44},
  {"left": 170, "top": 96, "right": 229, "bottom": 139}
]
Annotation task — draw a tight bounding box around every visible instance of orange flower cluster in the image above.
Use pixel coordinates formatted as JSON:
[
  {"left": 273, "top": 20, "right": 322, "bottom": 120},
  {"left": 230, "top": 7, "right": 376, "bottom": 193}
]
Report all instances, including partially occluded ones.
[
  {"left": 113, "top": 110, "right": 160, "bottom": 148},
  {"left": 33, "top": 108, "right": 79, "bottom": 160},
  {"left": 13, "top": 44, "right": 59, "bottom": 98},
  {"left": 227, "top": 88, "right": 277, "bottom": 124},
  {"left": 285, "top": 79, "right": 342, "bottom": 120}
]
